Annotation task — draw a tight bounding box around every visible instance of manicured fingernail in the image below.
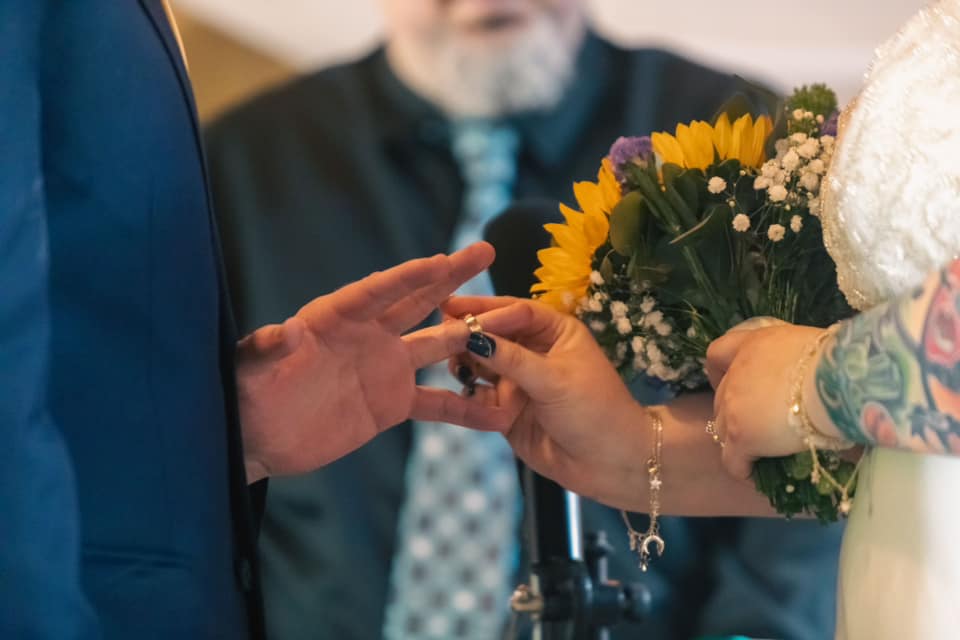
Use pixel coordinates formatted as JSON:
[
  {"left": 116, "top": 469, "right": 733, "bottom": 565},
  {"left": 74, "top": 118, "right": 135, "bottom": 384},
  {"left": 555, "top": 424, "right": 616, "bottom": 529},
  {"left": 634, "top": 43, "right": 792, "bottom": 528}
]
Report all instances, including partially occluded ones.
[
  {"left": 455, "top": 364, "right": 475, "bottom": 385},
  {"left": 466, "top": 333, "right": 496, "bottom": 358}
]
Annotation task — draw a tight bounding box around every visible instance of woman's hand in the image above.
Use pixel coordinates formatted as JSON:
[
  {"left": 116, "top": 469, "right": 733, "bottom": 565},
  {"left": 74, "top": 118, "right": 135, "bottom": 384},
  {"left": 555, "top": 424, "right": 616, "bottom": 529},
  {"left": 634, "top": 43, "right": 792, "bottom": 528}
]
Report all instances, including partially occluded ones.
[
  {"left": 417, "top": 296, "right": 773, "bottom": 515},
  {"left": 706, "top": 323, "right": 830, "bottom": 479}
]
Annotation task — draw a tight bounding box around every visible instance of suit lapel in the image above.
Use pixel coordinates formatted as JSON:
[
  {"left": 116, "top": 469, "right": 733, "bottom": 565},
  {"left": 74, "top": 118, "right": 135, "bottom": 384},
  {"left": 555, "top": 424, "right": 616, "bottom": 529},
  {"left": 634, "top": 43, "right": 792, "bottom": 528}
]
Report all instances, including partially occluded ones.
[
  {"left": 137, "top": 0, "right": 198, "bottom": 135},
  {"left": 136, "top": 2, "right": 259, "bottom": 625},
  {"left": 136, "top": 0, "right": 239, "bottom": 338}
]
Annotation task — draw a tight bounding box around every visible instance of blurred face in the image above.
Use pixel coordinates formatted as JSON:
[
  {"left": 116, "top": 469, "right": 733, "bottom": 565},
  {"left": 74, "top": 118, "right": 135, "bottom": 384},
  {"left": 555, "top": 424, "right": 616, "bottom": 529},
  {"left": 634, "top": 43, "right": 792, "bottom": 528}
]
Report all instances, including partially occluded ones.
[
  {"left": 382, "top": 0, "right": 586, "bottom": 118},
  {"left": 382, "top": 0, "right": 580, "bottom": 48}
]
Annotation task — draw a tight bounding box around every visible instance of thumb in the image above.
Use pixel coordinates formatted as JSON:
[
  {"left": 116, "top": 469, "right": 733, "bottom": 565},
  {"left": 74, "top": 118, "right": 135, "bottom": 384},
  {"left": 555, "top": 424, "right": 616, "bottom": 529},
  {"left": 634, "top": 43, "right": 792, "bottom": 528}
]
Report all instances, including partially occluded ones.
[
  {"left": 464, "top": 331, "right": 556, "bottom": 400},
  {"left": 236, "top": 316, "right": 305, "bottom": 371},
  {"left": 721, "top": 443, "right": 756, "bottom": 481}
]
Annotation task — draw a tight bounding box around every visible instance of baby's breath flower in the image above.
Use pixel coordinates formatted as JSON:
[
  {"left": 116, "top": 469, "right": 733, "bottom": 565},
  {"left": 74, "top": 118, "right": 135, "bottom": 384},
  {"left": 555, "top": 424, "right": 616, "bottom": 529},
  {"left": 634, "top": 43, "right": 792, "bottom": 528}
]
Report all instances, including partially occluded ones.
[
  {"left": 616, "top": 317, "right": 632, "bottom": 335},
  {"left": 754, "top": 176, "right": 771, "bottom": 190},
  {"left": 639, "top": 296, "right": 656, "bottom": 314},
  {"left": 768, "top": 224, "right": 787, "bottom": 242},
  {"left": 609, "top": 300, "right": 628, "bottom": 318},
  {"left": 790, "top": 132, "right": 809, "bottom": 145},
  {"left": 761, "top": 160, "right": 779, "bottom": 179},
  {"left": 655, "top": 322, "right": 672, "bottom": 337},
  {"left": 798, "top": 138, "right": 820, "bottom": 159},
  {"left": 631, "top": 336, "right": 645, "bottom": 354},
  {"left": 808, "top": 158, "right": 826, "bottom": 175},
  {"left": 646, "top": 342, "right": 664, "bottom": 364},
  {"left": 792, "top": 108, "right": 805, "bottom": 121},
  {"left": 643, "top": 310, "right": 664, "bottom": 327},
  {"left": 587, "top": 297, "right": 603, "bottom": 313},
  {"left": 589, "top": 270, "right": 604, "bottom": 286},
  {"left": 800, "top": 172, "right": 820, "bottom": 192},
  {"left": 589, "top": 320, "right": 607, "bottom": 333},
  {"left": 686, "top": 326, "right": 698, "bottom": 338},
  {"left": 707, "top": 176, "right": 727, "bottom": 194},
  {"left": 790, "top": 215, "right": 803, "bottom": 233},
  {"left": 768, "top": 184, "right": 789, "bottom": 202},
  {"left": 781, "top": 149, "right": 801, "bottom": 171},
  {"left": 732, "top": 213, "right": 751, "bottom": 232}
]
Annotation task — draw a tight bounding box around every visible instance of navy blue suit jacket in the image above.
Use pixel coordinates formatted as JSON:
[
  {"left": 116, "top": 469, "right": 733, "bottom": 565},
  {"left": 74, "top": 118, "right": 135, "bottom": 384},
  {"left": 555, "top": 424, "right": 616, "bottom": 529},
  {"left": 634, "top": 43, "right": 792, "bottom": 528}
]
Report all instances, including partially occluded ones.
[{"left": 2, "top": 2, "right": 265, "bottom": 637}]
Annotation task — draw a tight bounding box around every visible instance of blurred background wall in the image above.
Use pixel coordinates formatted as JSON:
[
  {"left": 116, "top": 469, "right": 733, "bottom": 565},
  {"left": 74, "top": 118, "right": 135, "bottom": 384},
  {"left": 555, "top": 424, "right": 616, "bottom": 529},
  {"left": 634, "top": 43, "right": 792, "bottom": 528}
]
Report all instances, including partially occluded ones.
[{"left": 174, "top": 0, "right": 926, "bottom": 122}]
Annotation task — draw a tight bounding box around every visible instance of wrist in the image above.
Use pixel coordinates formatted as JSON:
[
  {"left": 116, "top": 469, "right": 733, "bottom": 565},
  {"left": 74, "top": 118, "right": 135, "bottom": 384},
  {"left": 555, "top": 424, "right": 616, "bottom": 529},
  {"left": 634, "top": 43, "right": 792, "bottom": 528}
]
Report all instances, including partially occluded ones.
[{"left": 799, "top": 328, "right": 848, "bottom": 443}]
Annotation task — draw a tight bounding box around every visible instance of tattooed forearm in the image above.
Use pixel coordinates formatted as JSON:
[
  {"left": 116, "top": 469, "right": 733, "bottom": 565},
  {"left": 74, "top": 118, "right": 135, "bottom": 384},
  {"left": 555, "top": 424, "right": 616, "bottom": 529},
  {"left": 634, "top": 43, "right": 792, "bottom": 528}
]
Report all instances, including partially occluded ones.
[{"left": 814, "top": 258, "right": 960, "bottom": 453}]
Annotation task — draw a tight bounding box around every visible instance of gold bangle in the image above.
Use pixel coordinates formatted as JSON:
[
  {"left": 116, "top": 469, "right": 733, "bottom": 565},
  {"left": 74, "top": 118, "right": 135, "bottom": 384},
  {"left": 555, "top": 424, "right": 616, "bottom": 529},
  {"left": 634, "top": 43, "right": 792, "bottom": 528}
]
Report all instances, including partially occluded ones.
[
  {"left": 788, "top": 325, "right": 853, "bottom": 451},
  {"left": 787, "top": 325, "right": 865, "bottom": 516},
  {"left": 622, "top": 407, "right": 665, "bottom": 572}
]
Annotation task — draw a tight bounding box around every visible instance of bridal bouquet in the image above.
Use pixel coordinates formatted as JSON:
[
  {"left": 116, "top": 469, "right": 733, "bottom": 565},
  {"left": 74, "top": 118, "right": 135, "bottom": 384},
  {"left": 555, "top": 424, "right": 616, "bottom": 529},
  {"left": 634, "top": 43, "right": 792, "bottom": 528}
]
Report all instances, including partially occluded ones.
[{"left": 531, "top": 85, "right": 857, "bottom": 521}]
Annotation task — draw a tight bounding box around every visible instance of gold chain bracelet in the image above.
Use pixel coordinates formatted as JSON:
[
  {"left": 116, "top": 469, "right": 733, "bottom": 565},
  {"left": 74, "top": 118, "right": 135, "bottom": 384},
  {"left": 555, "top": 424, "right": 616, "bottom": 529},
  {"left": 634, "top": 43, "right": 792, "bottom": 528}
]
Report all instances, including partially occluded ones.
[{"left": 622, "top": 408, "right": 665, "bottom": 572}]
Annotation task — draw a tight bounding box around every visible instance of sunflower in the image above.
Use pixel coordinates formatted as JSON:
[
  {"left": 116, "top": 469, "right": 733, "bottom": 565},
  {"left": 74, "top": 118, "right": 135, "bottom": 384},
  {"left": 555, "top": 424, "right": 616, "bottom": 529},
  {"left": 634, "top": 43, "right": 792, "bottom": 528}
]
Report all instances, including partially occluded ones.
[
  {"left": 531, "top": 159, "right": 620, "bottom": 312},
  {"left": 651, "top": 113, "right": 773, "bottom": 171}
]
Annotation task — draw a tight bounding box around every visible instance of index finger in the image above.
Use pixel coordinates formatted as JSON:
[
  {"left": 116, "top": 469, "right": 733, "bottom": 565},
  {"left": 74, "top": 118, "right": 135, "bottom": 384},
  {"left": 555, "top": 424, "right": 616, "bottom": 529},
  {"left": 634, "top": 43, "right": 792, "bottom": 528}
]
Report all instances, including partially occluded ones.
[
  {"left": 441, "top": 295, "right": 525, "bottom": 318},
  {"left": 308, "top": 243, "right": 495, "bottom": 325}
]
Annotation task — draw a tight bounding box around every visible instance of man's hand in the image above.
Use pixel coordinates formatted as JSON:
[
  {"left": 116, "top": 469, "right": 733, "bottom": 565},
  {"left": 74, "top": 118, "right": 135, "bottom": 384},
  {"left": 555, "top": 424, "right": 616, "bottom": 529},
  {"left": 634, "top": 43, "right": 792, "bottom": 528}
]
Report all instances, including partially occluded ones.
[{"left": 236, "top": 243, "right": 497, "bottom": 483}]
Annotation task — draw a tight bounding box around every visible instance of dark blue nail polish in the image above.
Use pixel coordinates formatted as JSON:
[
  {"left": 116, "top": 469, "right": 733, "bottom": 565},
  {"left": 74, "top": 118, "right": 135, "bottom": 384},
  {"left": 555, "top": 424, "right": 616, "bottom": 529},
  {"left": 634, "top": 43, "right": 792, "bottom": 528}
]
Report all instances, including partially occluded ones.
[
  {"left": 456, "top": 364, "right": 475, "bottom": 385},
  {"left": 466, "top": 333, "right": 496, "bottom": 358}
]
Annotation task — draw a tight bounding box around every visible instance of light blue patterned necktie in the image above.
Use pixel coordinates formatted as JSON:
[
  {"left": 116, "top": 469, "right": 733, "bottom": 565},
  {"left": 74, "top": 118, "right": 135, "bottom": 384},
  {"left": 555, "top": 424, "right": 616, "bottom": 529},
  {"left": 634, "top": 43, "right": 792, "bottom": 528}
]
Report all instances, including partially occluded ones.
[{"left": 383, "top": 122, "right": 522, "bottom": 639}]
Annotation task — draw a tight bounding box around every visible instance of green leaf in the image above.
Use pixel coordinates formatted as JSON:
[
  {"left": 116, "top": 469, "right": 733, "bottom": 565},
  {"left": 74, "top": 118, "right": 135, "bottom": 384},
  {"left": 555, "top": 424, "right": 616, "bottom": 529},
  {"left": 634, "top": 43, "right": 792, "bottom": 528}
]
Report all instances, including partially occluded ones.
[
  {"left": 662, "top": 173, "right": 700, "bottom": 230},
  {"left": 786, "top": 451, "right": 814, "bottom": 480},
  {"left": 600, "top": 254, "right": 616, "bottom": 284},
  {"left": 661, "top": 162, "right": 684, "bottom": 185},
  {"left": 669, "top": 204, "right": 731, "bottom": 248},
  {"left": 712, "top": 92, "right": 757, "bottom": 123},
  {"left": 787, "top": 84, "right": 838, "bottom": 119},
  {"left": 671, "top": 171, "right": 702, "bottom": 212},
  {"left": 609, "top": 191, "right": 646, "bottom": 256}
]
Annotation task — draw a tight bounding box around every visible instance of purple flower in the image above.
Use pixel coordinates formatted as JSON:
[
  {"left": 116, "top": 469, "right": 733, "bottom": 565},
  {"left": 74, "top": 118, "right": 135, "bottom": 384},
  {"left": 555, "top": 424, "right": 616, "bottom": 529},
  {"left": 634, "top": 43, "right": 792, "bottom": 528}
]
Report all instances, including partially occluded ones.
[
  {"left": 820, "top": 111, "right": 839, "bottom": 137},
  {"left": 608, "top": 136, "right": 653, "bottom": 183}
]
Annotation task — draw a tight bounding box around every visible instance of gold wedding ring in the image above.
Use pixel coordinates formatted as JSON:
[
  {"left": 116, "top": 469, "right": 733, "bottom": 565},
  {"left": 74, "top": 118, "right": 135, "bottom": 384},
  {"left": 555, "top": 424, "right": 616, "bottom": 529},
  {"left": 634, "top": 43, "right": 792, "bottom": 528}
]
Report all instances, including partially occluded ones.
[{"left": 463, "top": 313, "right": 484, "bottom": 335}]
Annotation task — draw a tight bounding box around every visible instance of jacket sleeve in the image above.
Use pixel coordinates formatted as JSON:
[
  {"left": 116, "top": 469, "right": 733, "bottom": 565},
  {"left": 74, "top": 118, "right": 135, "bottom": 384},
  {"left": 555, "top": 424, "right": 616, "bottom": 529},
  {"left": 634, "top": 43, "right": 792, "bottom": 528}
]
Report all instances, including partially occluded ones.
[{"left": 0, "top": 3, "right": 100, "bottom": 637}]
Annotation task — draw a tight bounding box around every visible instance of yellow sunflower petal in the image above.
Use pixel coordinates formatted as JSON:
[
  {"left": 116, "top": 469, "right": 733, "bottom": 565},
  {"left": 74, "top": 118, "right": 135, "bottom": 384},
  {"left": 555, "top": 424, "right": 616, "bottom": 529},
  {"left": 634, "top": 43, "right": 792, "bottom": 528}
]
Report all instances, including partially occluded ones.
[
  {"left": 573, "top": 181, "right": 606, "bottom": 217},
  {"left": 582, "top": 209, "right": 610, "bottom": 247},
  {"left": 712, "top": 113, "right": 733, "bottom": 160},
  {"left": 651, "top": 131, "right": 685, "bottom": 167},
  {"left": 558, "top": 203, "right": 586, "bottom": 231},
  {"left": 598, "top": 158, "right": 622, "bottom": 211},
  {"left": 728, "top": 114, "right": 750, "bottom": 166},
  {"left": 746, "top": 115, "right": 773, "bottom": 168},
  {"left": 687, "top": 121, "right": 717, "bottom": 170},
  {"left": 544, "top": 223, "right": 590, "bottom": 256}
]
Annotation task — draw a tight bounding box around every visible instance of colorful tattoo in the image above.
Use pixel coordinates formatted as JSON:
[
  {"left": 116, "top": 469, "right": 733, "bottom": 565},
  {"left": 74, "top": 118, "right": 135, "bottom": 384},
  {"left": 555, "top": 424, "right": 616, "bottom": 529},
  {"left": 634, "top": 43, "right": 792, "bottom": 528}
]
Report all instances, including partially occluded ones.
[{"left": 815, "top": 259, "right": 960, "bottom": 453}]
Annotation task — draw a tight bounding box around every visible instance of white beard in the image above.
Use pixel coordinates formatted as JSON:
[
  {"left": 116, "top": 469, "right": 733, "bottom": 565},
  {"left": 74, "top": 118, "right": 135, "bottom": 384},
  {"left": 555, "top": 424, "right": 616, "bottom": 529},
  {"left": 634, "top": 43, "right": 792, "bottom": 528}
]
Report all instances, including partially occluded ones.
[{"left": 387, "top": 10, "right": 585, "bottom": 119}]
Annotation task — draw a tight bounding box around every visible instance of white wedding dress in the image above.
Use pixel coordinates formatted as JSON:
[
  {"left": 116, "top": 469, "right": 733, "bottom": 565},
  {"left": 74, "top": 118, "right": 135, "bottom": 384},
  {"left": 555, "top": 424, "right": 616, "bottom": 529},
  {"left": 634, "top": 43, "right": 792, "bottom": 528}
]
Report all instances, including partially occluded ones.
[{"left": 821, "top": 1, "right": 960, "bottom": 637}]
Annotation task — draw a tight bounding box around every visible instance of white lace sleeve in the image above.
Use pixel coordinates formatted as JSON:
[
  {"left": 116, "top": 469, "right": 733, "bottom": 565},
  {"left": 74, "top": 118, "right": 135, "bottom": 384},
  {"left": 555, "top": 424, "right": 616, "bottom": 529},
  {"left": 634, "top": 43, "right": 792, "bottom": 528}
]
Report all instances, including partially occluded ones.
[{"left": 821, "top": 0, "right": 960, "bottom": 310}]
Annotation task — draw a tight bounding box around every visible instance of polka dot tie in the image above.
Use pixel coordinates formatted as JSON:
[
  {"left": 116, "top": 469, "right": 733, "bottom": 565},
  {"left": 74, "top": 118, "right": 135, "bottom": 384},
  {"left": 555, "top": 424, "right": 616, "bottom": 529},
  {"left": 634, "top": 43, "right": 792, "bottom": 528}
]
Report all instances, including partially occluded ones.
[{"left": 382, "top": 122, "right": 522, "bottom": 639}]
